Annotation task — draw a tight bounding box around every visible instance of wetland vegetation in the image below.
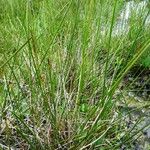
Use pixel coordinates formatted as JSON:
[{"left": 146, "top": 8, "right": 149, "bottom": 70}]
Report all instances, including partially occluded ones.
[{"left": 0, "top": 0, "right": 150, "bottom": 149}]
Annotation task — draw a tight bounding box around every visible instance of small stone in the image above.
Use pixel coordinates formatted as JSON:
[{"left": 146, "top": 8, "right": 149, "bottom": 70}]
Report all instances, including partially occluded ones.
[
  {"left": 120, "top": 144, "right": 126, "bottom": 150},
  {"left": 128, "top": 77, "right": 133, "bottom": 81},
  {"left": 128, "top": 92, "right": 135, "bottom": 97},
  {"left": 134, "top": 96, "right": 142, "bottom": 102}
]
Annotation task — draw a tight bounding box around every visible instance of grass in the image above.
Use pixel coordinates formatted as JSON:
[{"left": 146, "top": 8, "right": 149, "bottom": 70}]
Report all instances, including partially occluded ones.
[{"left": 0, "top": 0, "right": 150, "bottom": 149}]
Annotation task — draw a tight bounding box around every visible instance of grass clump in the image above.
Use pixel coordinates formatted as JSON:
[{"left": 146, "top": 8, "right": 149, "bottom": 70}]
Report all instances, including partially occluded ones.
[{"left": 0, "top": 0, "right": 150, "bottom": 149}]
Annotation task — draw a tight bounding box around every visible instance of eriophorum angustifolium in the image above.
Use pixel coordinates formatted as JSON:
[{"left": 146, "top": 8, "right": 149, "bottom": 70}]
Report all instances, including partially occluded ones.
[{"left": 0, "top": 0, "right": 150, "bottom": 149}]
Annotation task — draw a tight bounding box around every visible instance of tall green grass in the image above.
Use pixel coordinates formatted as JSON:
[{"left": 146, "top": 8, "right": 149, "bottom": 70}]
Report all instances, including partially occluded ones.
[{"left": 0, "top": 0, "right": 150, "bottom": 149}]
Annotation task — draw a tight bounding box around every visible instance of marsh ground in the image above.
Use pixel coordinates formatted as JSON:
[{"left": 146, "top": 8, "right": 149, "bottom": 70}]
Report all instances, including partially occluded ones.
[{"left": 0, "top": 0, "right": 150, "bottom": 149}]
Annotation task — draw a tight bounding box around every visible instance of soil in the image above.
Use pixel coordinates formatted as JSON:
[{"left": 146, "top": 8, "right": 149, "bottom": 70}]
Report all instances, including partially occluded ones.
[{"left": 118, "top": 65, "right": 150, "bottom": 150}]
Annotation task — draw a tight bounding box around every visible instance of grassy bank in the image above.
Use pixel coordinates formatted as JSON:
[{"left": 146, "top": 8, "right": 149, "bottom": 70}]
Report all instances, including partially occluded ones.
[{"left": 0, "top": 0, "right": 150, "bottom": 149}]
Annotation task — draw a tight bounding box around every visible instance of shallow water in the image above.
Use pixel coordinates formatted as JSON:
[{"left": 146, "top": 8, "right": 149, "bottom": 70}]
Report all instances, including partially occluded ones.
[{"left": 111, "top": 0, "right": 150, "bottom": 36}]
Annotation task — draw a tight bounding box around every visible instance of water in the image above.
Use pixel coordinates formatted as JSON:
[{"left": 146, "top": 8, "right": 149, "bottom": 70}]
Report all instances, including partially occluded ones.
[{"left": 105, "top": 0, "right": 150, "bottom": 36}]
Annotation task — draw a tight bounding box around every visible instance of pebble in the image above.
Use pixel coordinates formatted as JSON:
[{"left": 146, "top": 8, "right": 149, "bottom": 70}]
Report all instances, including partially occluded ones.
[
  {"left": 134, "top": 96, "right": 142, "bottom": 102},
  {"left": 128, "top": 92, "right": 135, "bottom": 97}
]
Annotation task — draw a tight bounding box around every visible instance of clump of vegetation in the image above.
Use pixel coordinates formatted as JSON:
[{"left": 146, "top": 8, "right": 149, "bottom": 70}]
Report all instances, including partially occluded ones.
[{"left": 0, "top": 0, "right": 150, "bottom": 149}]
